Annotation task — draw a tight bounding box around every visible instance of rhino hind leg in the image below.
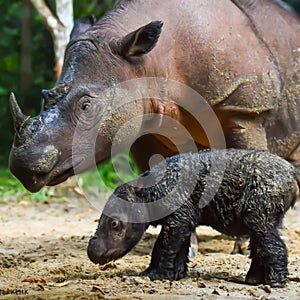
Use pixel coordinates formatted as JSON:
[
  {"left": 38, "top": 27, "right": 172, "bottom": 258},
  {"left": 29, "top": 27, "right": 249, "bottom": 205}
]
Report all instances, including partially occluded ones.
[{"left": 246, "top": 232, "right": 288, "bottom": 287}]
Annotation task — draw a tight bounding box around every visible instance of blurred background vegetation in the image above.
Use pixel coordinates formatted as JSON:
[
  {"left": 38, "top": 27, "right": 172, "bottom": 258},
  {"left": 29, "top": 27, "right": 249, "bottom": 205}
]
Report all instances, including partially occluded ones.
[
  {"left": 0, "top": 0, "right": 299, "bottom": 201},
  {"left": 0, "top": 0, "right": 136, "bottom": 202}
]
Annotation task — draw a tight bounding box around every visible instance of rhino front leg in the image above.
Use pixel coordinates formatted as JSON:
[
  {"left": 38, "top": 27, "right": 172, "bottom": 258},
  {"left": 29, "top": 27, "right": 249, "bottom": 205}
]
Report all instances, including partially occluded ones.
[
  {"left": 223, "top": 114, "right": 269, "bottom": 254},
  {"left": 225, "top": 115, "right": 292, "bottom": 255},
  {"left": 223, "top": 114, "right": 268, "bottom": 151},
  {"left": 131, "top": 134, "right": 175, "bottom": 172},
  {"left": 141, "top": 223, "right": 192, "bottom": 281},
  {"left": 131, "top": 134, "right": 199, "bottom": 258}
]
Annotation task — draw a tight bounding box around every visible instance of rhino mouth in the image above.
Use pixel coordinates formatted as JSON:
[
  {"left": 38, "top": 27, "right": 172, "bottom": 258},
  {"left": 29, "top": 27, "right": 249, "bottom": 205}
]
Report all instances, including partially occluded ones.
[
  {"left": 47, "top": 167, "right": 75, "bottom": 186},
  {"left": 28, "top": 157, "right": 84, "bottom": 192},
  {"left": 47, "top": 156, "right": 85, "bottom": 186}
]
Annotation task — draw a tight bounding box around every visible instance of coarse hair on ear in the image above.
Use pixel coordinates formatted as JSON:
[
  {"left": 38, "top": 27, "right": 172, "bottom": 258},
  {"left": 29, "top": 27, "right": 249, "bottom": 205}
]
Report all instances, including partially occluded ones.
[
  {"left": 70, "top": 15, "right": 96, "bottom": 40},
  {"left": 116, "top": 21, "right": 163, "bottom": 59}
]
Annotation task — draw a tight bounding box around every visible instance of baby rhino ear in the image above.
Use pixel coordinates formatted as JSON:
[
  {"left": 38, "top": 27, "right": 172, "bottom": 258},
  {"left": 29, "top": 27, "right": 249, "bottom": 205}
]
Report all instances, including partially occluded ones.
[{"left": 117, "top": 21, "right": 163, "bottom": 58}]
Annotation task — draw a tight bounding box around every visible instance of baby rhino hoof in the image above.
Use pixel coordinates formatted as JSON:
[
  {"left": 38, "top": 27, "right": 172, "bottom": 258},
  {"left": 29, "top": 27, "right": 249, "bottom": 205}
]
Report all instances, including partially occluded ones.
[
  {"left": 245, "top": 275, "right": 287, "bottom": 288},
  {"left": 245, "top": 263, "right": 288, "bottom": 288},
  {"left": 140, "top": 266, "right": 186, "bottom": 281}
]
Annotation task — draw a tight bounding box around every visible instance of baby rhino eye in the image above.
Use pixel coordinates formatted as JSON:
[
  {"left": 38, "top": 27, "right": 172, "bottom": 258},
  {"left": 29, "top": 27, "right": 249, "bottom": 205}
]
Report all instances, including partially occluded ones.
[{"left": 111, "top": 219, "right": 120, "bottom": 229}]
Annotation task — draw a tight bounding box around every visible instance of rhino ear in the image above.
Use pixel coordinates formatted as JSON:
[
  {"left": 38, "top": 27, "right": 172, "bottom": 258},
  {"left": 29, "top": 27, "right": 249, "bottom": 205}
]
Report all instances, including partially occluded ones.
[
  {"left": 70, "top": 15, "right": 96, "bottom": 40},
  {"left": 117, "top": 21, "right": 163, "bottom": 58}
]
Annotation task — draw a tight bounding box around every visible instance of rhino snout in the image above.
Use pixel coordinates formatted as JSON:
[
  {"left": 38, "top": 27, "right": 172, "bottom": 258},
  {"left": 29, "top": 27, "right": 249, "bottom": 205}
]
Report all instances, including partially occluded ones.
[
  {"left": 9, "top": 144, "right": 60, "bottom": 192},
  {"left": 87, "top": 236, "right": 112, "bottom": 265}
]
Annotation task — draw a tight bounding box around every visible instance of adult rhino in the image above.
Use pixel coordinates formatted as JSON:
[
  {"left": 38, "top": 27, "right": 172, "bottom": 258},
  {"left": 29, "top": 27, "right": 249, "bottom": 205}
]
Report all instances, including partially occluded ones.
[{"left": 10, "top": 0, "right": 300, "bottom": 196}]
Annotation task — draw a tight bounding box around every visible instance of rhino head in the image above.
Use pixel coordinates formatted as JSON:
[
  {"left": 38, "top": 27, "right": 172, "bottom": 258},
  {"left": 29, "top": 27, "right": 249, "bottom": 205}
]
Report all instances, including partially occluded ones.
[{"left": 9, "top": 16, "right": 163, "bottom": 192}]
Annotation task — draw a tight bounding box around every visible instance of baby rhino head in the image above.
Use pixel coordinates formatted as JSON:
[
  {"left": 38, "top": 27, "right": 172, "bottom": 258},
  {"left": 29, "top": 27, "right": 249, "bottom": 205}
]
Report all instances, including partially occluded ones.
[{"left": 87, "top": 184, "right": 148, "bottom": 265}]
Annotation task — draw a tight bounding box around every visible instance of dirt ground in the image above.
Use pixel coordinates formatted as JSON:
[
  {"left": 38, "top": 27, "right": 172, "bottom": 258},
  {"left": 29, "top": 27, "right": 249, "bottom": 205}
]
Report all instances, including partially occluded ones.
[{"left": 1, "top": 191, "right": 300, "bottom": 300}]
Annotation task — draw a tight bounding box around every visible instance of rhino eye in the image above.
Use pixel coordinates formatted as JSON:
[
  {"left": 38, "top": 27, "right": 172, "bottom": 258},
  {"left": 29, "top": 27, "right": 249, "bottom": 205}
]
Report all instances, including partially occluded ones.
[
  {"left": 111, "top": 219, "right": 120, "bottom": 230},
  {"left": 81, "top": 100, "right": 91, "bottom": 111}
]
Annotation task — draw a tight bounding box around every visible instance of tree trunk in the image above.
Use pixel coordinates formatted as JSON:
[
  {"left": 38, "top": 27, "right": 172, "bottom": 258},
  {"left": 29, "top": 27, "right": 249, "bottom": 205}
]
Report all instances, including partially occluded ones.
[
  {"left": 30, "top": 0, "right": 73, "bottom": 78},
  {"left": 53, "top": 0, "right": 74, "bottom": 76}
]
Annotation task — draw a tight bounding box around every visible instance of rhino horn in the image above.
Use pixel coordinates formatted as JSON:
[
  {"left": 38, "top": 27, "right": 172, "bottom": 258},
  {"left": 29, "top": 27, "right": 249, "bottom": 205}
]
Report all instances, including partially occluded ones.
[{"left": 9, "top": 92, "right": 29, "bottom": 132}]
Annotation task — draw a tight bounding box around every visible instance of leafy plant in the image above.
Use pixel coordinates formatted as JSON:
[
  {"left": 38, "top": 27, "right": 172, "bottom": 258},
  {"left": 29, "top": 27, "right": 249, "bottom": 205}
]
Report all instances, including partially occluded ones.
[
  {"left": 0, "top": 169, "right": 52, "bottom": 203},
  {"left": 78, "top": 152, "right": 140, "bottom": 195}
]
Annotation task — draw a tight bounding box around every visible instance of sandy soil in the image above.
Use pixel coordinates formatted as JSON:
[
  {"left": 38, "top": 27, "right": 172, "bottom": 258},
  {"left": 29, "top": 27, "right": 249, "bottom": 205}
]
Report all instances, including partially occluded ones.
[{"left": 1, "top": 193, "right": 300, "bottom": 300}]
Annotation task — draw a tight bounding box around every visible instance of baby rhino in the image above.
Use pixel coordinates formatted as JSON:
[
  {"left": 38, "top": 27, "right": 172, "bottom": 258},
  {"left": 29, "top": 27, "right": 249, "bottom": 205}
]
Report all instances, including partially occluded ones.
[{"left": 88, "top": 149, "right": 300, "bottom": 287}]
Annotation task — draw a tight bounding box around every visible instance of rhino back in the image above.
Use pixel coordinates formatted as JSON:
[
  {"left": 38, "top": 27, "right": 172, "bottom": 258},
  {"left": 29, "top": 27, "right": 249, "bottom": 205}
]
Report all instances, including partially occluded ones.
[
  {"left": 231, "top": 0, "right": 300, "bottom": 156},
  {"left": 195, "top": 149, "right": 296, "bottom": 234},
  {"left": 100, "top": 0, "right": 300, "bottom": 160},
  {"left": 96, "top": 1, "right": 270, "bottom": 103},
  {"left": 114, "top": 1, "right": 297, "bottom": 112}
]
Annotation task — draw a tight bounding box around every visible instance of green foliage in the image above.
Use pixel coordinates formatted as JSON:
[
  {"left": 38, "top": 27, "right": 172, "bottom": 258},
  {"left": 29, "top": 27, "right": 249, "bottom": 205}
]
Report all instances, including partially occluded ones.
[
  {"left": 74, "top": 0, "right": 114, "bottom": 19},
  {"left": 98, "top": 153, "right": 140, "bottom": 188},
  {"left": 78, "top": 152, "right": 140, "bottom": 195},
  {"left": 0, "top": 152, "right": 139, "bottom": 202},
  {"left": 0, "top": 2, "right": 22, "bottom": 167},
  {"left": 0, "top": 168, "right": 53, "bottom": 203},
  {"left": 285, "top": 0, "right": 300, "bottom": 11}
]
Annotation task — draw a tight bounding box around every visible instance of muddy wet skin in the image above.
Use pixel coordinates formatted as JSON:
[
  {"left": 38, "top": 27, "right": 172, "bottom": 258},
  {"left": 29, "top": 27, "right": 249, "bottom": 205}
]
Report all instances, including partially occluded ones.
[
  {"left": 88, "top": 150, "right": 299, "bottom": 287},
  {"left": 1, "top": 197, "right": 300, "bottom": 300}
]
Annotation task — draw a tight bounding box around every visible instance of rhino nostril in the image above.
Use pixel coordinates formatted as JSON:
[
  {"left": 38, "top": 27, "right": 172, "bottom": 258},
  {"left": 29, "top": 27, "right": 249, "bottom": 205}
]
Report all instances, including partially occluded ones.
[{"left": 89, "top": 235, "right": 98, "bottom": 244}]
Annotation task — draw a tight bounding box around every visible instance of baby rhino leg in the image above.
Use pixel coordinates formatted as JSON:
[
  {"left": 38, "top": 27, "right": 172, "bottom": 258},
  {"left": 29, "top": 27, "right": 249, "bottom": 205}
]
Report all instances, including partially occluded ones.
[
  {"left": 141, "top": 224, "right": 191, "bottom": 281},
  {"left": 243, "top": 207, "right": 288, "bottom": 286},
  {"left": 224, "top": 114, "right": 269, "bottom": 255},
  {"left": 246, "top": 231, "right": 288, "bottom": 287}
]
